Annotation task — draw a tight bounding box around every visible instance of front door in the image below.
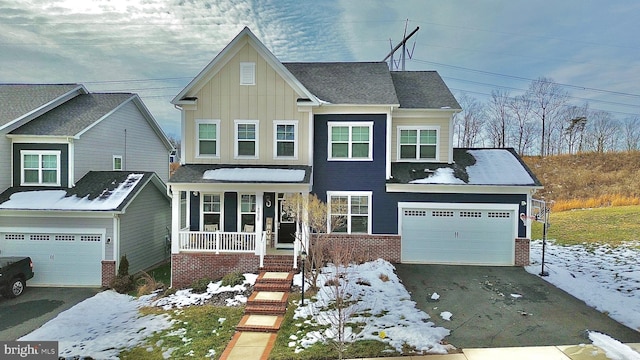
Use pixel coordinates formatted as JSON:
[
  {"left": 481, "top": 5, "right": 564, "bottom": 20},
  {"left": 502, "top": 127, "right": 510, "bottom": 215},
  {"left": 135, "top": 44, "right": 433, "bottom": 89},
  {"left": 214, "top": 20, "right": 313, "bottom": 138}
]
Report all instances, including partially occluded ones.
[{"left": 277, "top": 198, "right": 296, "bottom": 248}]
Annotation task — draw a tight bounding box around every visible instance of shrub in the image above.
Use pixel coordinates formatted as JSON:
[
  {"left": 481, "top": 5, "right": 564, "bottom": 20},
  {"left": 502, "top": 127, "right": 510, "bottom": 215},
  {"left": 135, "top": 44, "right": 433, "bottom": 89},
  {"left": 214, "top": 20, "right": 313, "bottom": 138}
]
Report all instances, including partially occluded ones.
[
  {"left": 110, "top": 255, "right": 135, "bottom": 294},
  {"left": 136, "top": 271, "right": 163, "bottom": 296},
  {"left": 221, "top": 272, "right": 245, "bottom": 287},
  {"left": 191, "top": 277, "right": 212, "bottom": 293}
]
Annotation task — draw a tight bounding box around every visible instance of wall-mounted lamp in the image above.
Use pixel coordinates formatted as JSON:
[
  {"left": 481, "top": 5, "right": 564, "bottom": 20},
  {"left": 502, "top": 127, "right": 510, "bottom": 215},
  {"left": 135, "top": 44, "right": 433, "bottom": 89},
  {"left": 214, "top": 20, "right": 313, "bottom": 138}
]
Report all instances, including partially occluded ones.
[
  {"left": 265, "top": 195, "right": 272, "bottom": 208},
  {"left": 521, "top": 201, "right": 527, "bottom": 206},
  {"left": 192, "top": 191, "right": 199, "bottom": 197},
  {"left": 106, "top": 237, "right": 112, "bottom": 244}
]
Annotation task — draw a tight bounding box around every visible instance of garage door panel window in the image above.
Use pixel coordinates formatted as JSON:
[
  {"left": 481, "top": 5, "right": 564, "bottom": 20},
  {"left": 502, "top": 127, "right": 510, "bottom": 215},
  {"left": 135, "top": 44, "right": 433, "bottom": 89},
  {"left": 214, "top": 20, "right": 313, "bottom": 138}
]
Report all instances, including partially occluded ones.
[{"left": 328, "top": 193, "right": 371, "bottom": 234}]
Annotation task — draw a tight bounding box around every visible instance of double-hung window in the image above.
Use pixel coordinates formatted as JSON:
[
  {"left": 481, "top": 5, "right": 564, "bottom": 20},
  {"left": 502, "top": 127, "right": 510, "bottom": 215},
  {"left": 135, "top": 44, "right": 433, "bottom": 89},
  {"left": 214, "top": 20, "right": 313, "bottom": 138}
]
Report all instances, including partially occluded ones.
[
  {"left": 202, "top": 194, "right": 222, "bottom": 230},
  {"left": 398, "top": 126, "right": 439, "bottom": 161},
  {"left": 235, "top": 120, "right": 259, "bottom": 158},
  {"left": 113, "top": 155, "right": 123, "bottom": 170},
  {"left": 274, "top": 121, "right": 297, "bottom": 159},
  {"left": 21, "top": 150, "right": 61, "bottom": 186},
  {"left": 328, "top": 122, "right": 373, "bottom": 160},
  {"left": 197, "top": 120, "right": 220, "bottom": 157},
  {"left": 328, "top": 191, "right": 372, "bottom": 234},
  {"left": 240, "top": 194, "right": 256, "bottom": 231}
]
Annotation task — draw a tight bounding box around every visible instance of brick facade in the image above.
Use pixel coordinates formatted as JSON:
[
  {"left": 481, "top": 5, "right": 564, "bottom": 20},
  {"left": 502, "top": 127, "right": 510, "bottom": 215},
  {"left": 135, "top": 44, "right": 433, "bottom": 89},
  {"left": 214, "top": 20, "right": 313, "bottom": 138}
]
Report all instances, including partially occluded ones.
[
  {"left": 314, "top": 234, "right": 402, "bottom": 263},
  {"left": 515, "top": 238, "right": 530, "bottom": 266},
  {"left": 171, "top": 253, "right": 260, "bottom": 288},
  {"left": 101, "top": 260, "right": 116, "bottom": 288}
]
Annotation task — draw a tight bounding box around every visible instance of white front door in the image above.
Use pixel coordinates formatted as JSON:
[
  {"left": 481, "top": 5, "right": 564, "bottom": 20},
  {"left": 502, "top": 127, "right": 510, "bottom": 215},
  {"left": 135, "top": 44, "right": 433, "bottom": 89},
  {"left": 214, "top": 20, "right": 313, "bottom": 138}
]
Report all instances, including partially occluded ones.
[{"left": 399, "top": 203, "right": 518, "bottom": 265}]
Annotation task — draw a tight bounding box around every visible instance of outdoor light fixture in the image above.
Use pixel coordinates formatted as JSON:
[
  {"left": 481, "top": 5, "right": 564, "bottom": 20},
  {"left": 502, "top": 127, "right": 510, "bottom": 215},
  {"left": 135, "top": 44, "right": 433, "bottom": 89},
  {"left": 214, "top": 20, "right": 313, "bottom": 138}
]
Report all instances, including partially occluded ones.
[
  {"left": 300, "top": 250, "right": 307, "bottom": 306},
  {"left": 192, "top": 191, "right": 199, "bottom": 197}
]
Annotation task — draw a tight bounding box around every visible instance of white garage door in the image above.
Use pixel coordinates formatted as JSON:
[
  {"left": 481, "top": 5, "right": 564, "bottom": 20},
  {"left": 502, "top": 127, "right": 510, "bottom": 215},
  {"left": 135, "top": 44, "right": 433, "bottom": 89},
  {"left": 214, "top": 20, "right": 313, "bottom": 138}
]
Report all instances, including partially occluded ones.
[
  {"left": 400, "top": 203, "right": 517, "bottom": 265},
  {"left": 0, "top": 231, "right": 103, "bottom": 286}
]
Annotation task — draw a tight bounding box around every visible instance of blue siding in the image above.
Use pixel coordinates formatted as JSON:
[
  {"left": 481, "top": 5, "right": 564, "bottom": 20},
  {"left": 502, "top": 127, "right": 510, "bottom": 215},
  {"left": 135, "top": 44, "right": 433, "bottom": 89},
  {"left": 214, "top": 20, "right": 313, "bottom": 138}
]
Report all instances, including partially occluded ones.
[
  {"left": 13, "top": 143, "right": 69, "bottom": 188},
  {"left": 312, "top": 114, "right": 529, "bottom": 238}
]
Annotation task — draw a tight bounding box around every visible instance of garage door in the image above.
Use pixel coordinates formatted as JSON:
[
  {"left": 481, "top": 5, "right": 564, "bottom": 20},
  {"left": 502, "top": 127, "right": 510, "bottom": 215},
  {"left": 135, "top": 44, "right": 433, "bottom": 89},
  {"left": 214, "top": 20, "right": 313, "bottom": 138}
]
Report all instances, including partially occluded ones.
[
  {"left": 0, "top": 231, "right": 103, "bottom": 286},
  {"left": 400, "top": 203, "right": 517, "bottom": 265}
]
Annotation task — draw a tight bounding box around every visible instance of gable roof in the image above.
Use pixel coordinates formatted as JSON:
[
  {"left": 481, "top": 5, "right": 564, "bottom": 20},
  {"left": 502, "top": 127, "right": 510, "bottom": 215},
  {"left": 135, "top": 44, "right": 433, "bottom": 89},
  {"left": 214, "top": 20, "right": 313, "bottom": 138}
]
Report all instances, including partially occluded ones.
[
  {"left": 10, "top": 93, "right": 134, "bottom": 136},
  {"left": 0, "top": 171, "right": 167, "bottom": 212},
  {"left": 283, "top": 62, "right": 399, "bottom": 105},
  {"left": 0, "top": 84, "right": 86, "bottom": 130},
  {"left": 172, "top": 27, "right": 318, "bottom": 105},
  {"left": 390, "top": 71, "right": 461, "bottom": 109},
  {"left": 390, "top": 148, "right": 542, "bottom": 186}
]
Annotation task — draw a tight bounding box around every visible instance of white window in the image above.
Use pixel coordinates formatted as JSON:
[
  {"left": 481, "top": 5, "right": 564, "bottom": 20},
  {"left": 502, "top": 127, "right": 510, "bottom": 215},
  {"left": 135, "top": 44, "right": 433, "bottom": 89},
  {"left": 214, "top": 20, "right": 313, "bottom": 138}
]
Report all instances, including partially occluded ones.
[
  {"left": 328, "top": 191, "right": 372, "bottom": 234},
  {"left": 273, "top": 121, "right": 298, "bottom": 159},
  {"left": 197, "top": 119, "right": 220, "bottom": 157},
  {"left": 240, "top": 62, "right": 256, "bottom": 85},
  {"left": 21, "top": 150, "right": 61, "bottom": 186},
  {"left": 398, "top": 126, "right": 439, "bottom": 161},
  {"left": 202, "top": 193, "right": 222, "bottom": 231},
  {"left": 235, "top": 120, "right": 259, "bottom": 158},
  {"left": 328, "top": 122, "right": 373, "bottom": 161},
  {"left": 240, "top": 194, "right": 256, "bottom": 232},
  {"left": 113, "top": 155, "right": 123, "bottom": 170}
]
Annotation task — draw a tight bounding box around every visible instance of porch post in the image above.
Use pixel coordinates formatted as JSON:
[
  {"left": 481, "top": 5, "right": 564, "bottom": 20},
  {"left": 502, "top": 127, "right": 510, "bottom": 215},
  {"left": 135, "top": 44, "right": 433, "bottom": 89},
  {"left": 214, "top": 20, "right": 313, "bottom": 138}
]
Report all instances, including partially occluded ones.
[
  {"left": 256, "top": 192, "right": 264, "bottom": 254},
  {"left": 170, "top": 187, "right": 180, "bottom": 254}
]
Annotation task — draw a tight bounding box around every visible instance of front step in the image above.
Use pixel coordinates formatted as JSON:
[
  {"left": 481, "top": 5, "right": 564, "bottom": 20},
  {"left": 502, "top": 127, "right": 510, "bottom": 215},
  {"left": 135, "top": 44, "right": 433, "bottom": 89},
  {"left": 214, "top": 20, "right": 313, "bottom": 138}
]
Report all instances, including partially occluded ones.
[
  {"left": 236, "top": 314, "right": 284, "bottom": 333},
  {"left": 245, "top": 303, "right": 287, "bottom": 315},
  {"left": 260, "top": 255, "right": 295, "bottom": 272}
]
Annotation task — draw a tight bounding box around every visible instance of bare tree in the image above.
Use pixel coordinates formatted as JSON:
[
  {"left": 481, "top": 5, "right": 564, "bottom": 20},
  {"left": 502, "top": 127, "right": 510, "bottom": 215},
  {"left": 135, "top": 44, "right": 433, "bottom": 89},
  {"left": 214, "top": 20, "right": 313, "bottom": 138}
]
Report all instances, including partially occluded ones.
[
  {"left": 453, "top": 92, "right": 485, "bottom": 147},
  {"left": 561, "top": 104, "right": 588, "bottom": 154},
  {"left": 622, "top": 117, "right": 640, "bottom": 151},
  {"left": 486, "top": 89, "right": 512, "bottom": 147},
  {"left": 525, "top": 77, "right": 569, "bottom": 156},
  {"left": 586, "top": 110, "right": 619, "bottom": 153},
  {"left": 507, "top": 95, "right": 537, "bottom": 155}
]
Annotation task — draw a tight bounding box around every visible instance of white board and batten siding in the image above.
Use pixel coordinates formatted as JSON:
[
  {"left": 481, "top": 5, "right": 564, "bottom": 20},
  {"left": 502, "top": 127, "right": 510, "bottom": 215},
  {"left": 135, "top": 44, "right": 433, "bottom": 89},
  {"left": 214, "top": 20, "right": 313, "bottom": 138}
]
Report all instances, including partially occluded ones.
[
  {"left": 0, "top": 216, "right": 112, "bottom": 286},
  {"left": 399, "top": 202, "right": 519, "bottom": 266},
  {"left": 118, "top": 182, "right": 171, "bottom": 274},
  {"left": 74, "top": 100, "right": 170, "bottom": 183}
]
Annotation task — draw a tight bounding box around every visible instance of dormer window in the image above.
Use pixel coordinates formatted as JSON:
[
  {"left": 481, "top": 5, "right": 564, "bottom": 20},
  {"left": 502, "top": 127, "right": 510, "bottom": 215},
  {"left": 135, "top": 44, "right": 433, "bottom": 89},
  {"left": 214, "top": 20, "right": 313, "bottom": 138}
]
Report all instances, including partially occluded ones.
[
  {"left": 240, "top": 62, "right": 255, "bottom": 85},
  {"left": 21, "top": 150, "right": 61, "bottom": 186}
]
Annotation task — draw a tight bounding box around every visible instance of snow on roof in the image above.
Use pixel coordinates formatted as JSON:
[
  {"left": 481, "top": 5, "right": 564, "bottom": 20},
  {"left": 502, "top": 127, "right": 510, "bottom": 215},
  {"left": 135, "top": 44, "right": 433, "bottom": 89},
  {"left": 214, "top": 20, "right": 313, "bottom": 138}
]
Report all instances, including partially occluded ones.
[
  {"left": 410, "top": 168, "right": 464, "bottom": 184},
  {"left": 465, "top": 149, "right": 535, "bottom": 185},
  {"left": 203, "top": 168, "right": 306, "bottom": 182},
  {"left": 0, "top": 173, "right": 144, "bottom": 211}
]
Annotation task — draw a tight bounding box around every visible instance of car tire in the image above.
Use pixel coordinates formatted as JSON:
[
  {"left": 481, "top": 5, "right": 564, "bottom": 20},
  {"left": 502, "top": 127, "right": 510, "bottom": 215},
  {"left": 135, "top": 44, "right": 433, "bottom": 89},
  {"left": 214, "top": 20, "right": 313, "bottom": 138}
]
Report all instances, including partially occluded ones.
[{"left": 3, "top": 278, "right": 25, "bottom": 298}]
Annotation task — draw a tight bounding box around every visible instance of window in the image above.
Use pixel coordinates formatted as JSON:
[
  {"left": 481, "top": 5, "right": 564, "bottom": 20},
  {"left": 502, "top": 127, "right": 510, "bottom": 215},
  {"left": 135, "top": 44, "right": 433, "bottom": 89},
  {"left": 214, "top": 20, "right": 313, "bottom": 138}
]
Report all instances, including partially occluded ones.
[
  {"left": 328, "top": 122, "right": 373, "bottom": 160},
  {"left": 202, "top": 194, "right": 222, "bottom": 230},
  {"left": 398, "top": 126, "right": 438, "bottom": 160},
  {"left": 240, "top": 194, "right": 256, "bottom": 231},
  {"left": 21, "top": 150, "right": 61, "bottom": 186},
  {"left": 235, "top": 120, "right": 259, "bottom": 158},
  {"left": 240, "top": 62, "right": 256, "bottom": 85},
  {"left": 274, "top": 121, "right": 297, "bottom": 158},
  {"left": 197, "top": 120, "right": 220, "bottom": 157},
  {"left": 113, "top": 155, "right": 122, "bottom": 170},
  {"left": 328, "top": 192, "right": 371, "bottom": 234}
]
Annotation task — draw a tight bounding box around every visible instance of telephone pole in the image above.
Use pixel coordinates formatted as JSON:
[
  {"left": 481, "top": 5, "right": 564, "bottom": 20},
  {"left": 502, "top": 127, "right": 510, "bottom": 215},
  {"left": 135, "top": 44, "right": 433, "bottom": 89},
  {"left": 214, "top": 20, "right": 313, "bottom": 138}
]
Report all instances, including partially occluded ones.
[{"left": 382, "top": 23, "right": 419, "bottom": 71}]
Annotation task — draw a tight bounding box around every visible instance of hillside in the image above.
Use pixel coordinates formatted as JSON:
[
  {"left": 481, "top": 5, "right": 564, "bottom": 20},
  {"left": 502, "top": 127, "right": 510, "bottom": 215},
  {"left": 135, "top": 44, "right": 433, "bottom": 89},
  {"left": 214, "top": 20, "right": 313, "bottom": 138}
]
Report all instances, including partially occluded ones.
[{"left": 522, "top": 151, "right": 640, "bottom": 211}]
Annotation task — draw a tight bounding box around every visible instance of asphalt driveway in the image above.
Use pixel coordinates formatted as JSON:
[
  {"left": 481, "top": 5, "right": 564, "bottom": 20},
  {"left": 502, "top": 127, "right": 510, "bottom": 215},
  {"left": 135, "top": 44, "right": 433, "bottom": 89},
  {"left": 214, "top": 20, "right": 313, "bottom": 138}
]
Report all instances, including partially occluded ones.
[
  {"left": 0, "top": 287, "right": 99, "bottom": 340},
  {"left": 395, "top": 264, "right": 640, "bottom": 348}
]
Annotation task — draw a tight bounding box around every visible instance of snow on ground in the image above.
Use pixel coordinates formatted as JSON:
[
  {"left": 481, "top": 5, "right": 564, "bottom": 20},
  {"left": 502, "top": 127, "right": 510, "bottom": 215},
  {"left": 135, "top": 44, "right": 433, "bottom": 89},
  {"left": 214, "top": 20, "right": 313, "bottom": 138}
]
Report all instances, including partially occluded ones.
[
  {"left": 526, "top": 239, "right": 640, "bottom": 331},
  {"left": 291, "top": 259, "right": 451, "bottom": 355},
  {"left": 589, "top": 332, "right": 640, "bottom": 360},
  {"left": 19, "top": 291, "right": 173, "bottom": 360}
]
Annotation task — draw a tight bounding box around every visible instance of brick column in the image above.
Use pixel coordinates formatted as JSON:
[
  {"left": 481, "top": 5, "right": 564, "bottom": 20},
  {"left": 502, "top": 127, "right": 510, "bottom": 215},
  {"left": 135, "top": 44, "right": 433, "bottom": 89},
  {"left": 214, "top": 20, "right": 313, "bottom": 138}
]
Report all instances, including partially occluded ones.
[
  {"left": 101, "top": 260, "right": 117, "bottom": 288},
  {"left": 515, "top": 238, "right": 530, "bottom": 266}
]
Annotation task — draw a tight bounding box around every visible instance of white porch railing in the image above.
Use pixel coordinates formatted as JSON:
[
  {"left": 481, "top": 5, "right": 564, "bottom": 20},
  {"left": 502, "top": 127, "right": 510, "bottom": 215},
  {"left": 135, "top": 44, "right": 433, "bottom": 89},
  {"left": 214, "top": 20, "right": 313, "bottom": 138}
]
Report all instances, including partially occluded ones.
[{"left": 178, "top": 229, "right": 257, "bottom": 253}]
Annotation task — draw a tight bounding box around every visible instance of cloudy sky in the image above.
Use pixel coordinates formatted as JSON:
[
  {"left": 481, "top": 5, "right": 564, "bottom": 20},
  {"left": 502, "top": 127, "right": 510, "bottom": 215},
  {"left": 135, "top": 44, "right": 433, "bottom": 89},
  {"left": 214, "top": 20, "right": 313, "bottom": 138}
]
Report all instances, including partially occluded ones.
[{"left": 1, "top": 0, "right": 639, "bottom": 137}]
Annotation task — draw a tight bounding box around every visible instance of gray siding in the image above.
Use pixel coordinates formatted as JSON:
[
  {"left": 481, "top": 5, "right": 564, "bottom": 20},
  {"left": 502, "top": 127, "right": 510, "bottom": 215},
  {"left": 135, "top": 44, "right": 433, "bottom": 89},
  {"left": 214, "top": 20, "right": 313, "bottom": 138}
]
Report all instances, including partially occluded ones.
[
  {"left": 74, "top": 100, "right": 170, "bottom": 183},
  {"left": 119, "top": 182, "right": 171, "bottom": 274},
  {"left": 0, "top": 215, "right": 114, "bottom": 260}
]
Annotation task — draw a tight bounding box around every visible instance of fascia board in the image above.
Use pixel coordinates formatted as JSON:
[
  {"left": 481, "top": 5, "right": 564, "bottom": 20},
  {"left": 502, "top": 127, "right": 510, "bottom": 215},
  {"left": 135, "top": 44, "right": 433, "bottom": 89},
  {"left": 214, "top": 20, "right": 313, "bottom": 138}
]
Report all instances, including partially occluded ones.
[{"left": 386, "top": 183, "right": 544, "bottom": 194}]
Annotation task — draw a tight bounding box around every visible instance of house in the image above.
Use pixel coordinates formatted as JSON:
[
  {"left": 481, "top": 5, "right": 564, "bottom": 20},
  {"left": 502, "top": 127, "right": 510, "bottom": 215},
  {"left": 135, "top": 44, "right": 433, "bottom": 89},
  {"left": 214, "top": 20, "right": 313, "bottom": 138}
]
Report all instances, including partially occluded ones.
[
  {"left": 168, "top": 27, "right": 542, "bottom": 288},
  {"left": 0, "top": 84, "right": 174, "bottom": 287}
]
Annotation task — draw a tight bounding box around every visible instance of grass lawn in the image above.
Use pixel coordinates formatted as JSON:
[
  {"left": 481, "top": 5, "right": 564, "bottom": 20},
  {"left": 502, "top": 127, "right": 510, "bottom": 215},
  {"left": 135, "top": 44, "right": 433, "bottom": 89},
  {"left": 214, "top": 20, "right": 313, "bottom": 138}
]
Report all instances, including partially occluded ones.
[{"left": 531, "top": 205, "right": 640, "bottom": 246}]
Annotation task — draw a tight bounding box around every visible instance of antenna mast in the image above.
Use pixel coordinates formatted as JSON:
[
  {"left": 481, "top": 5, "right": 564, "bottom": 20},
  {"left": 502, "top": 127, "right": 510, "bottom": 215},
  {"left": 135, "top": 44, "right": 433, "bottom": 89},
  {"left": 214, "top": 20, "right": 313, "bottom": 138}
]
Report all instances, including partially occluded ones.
[{"left": 382, "top": 21, "right": 419, "bottom": 71}]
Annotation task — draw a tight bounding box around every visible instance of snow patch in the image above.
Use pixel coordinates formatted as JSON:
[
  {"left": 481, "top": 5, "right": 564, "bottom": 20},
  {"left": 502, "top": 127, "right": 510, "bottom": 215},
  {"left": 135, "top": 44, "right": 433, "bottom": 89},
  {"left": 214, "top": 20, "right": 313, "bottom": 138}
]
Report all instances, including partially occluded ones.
[{"left": 203, "top": 168, "right": 306, "bottom": 182}]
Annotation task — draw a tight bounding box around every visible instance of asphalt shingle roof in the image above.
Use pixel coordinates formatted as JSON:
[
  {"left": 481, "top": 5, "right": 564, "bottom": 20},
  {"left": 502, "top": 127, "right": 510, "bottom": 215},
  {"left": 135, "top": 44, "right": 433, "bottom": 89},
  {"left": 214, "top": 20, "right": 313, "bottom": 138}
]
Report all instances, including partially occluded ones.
[
  {"left": 10, "top": 93, "right": 134, "bottom": 136},
  {"left": 0, "top": 84, "right": 82, "bottom": 128},
  {"left": 390, "top": 71, "right": 461, "bottom": 109},
  {"left": 283, "top": 62, "right": 399, "bottom": 105}
]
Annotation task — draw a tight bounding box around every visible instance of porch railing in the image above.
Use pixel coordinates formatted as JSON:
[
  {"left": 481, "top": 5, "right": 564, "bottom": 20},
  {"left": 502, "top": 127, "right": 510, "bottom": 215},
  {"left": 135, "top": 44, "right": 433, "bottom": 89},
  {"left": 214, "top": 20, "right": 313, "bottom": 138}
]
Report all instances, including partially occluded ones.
[{"left": 178, "top": 229, "right": 257, "bottom": 253}]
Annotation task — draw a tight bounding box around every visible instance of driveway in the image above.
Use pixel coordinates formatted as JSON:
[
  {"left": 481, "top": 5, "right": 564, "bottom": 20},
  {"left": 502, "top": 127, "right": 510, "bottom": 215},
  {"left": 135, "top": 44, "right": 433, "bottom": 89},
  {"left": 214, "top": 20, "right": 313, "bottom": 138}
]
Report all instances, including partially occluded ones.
[
  {"left": 0, "top": 287, "right": 100, "bottom": 340},
  {"left": 395, "top": 264, "right": 640, "bottom": 348}
]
